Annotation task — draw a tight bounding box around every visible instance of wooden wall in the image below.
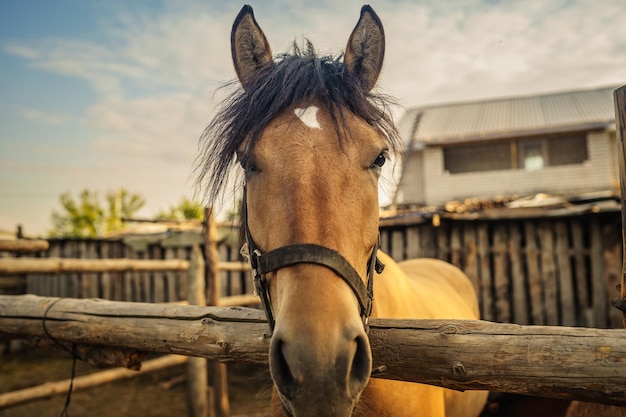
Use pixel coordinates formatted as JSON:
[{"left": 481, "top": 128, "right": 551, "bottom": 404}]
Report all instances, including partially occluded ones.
[
  {"left": 379, "top": 211, "right": 622, "bottom": 329},
  {"left": 24, "top": 228, "right": 253, "bottom": 304}
]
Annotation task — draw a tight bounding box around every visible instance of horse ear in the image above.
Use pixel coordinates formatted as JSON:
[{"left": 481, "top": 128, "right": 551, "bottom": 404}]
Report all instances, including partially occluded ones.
[
  {"left": 231, "top": 5, "right": 273, "bottom": 89},
  {"left": 344, "top": 5, "right": 385, "bottom": 92}
]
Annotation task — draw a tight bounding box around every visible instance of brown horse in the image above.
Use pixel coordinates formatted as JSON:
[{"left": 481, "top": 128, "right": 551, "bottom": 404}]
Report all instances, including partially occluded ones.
[{"left": 197, "top": 5, "right": 488, "bottom": 417}]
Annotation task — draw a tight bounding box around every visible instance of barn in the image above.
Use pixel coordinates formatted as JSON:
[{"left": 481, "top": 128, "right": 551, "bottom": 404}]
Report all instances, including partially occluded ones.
[{"left": 394, "top": 85, "right": 619, "bottom": 207}]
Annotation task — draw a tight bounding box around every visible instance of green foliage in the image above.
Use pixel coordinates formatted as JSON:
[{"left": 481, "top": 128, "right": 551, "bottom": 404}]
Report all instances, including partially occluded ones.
[
  {"left": 156, "top": 197, "right": 204, "bottom": 221},
  {"left": 49, "top": 188, "right": 145, "bottom": 238},
  {"left": 105, "top": 189, "right": 146, "bottom": 232}
]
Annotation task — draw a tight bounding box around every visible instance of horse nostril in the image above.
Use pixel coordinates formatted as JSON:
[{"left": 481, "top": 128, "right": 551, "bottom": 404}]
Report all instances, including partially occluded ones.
[
  {"left": 269, "top": 337, "right": 298, "bottom": 400},
  {"left": 349, "top": 333, "right": 372, "bottom": 395}
]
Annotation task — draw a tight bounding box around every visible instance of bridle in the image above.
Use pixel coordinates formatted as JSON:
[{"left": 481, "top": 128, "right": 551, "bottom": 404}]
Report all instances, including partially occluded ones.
[{"left": 242, "top": 188, "right": 385, "bottom": 333}]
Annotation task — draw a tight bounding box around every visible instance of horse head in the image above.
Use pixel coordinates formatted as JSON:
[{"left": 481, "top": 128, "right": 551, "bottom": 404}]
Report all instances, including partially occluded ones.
[{"left": 199, "top": 5, "right": 399, "bottom": 416}]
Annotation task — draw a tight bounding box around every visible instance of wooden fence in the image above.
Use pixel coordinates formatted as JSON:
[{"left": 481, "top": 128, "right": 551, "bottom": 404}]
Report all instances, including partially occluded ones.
[
  {"left": 379, "top": 210, "right": 622, "bottom": 329},
  {"left": 14, "top": 228, "right": 251, "bottom": 307},
  {"left": 6, "top": 209, "right": 622, "bottom": 331}
]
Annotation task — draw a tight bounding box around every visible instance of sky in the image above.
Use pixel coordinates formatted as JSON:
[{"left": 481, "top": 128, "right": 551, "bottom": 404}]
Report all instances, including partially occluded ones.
[{"left": 1, "top": 0, "right": 625, "bottom": 236}]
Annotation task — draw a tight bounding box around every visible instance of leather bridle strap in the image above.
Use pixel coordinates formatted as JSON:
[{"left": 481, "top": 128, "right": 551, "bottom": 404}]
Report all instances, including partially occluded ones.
[
  {"left": 251, "top": 243, "right": 372, "bottom": 316},
  {"left": 242, "top": 187, "right": 384, "bottom": 333}
]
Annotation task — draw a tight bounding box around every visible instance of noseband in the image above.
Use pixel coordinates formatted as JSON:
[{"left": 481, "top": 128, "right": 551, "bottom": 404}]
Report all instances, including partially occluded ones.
[{"left": 242, "top": 191, "right": 384, "bottom": 333}]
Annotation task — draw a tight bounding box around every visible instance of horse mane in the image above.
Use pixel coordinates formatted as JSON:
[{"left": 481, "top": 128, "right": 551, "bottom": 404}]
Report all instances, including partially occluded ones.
[{"left": 195, "top": 40, "right": 401, "bottom": 204}]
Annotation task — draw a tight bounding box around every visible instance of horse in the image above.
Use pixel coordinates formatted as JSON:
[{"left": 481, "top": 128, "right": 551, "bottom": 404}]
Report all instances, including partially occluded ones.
[{"left": 196, "top": 5, "right": 488, "bottom": 417}]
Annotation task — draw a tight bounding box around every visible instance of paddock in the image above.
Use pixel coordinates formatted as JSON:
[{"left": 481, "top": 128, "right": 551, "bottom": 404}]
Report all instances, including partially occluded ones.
[{"left": 0, "top": 86, "right": 625, "bottom": 416}]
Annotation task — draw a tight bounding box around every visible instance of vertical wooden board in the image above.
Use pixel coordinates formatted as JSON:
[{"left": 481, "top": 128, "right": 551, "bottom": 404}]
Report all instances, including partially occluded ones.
[
  {"left": 538, "top": 221, "right": 559, "bottom": 326},
  {"left": 602, "top": 220, "right": 623, "bottom": 328},
  {"left": 508, "top": 222, "right": 528, "bottom": 325},
  {"left": 406, "top": 227, "right": 421, "bottom": 260},
  {"left": 420, "top": 224, "right": 437, "bottom": 259},
  {"left": 177, "top": 247, "right": 188, "bottom": 300},
  {"left": 164, "top": 247, "right": 178, "bottom": 302},
  {"left": 229, "top": 243, "right": 242, "bottom": 296},
  {"left": 46, "top": 242, "right": 62, "bottom": 296},
  {"left": 67, "top": 241, "right": 80, "bottom": 298},
  {"left": 590, "top": 218, "right": 607, "bottom": 328},
  {"left": 100, "top": 242, "right": 112, "bottom": 300},
  {"left": 462, "top": 222, "right": 479, "bottom": 295},
  {"left": 86, "top": 240, "right": 100, "bottom": 298},
  {"left": 614, "top": 85, "right": 626, "bottom": 328},
  {"left": 111, "top": 241, "right": 124, "bottom": 301},
  {"left": 555, "top": 221, "right": 576, "bottom": 326},
  {"left": 123, "top": 245, "right": 136, "bottom": 301},
  {"left": 450, "top": 225, "right": 462, "bottom": 269},
  {"left": 218, "top": 244, "right": 230, "bottom": 297},
  {"left": 151, "top": 245, "right": 164, "bottom": 303},
  {"left": 476, "top": 223, "right": 493, "bottom": 321},
  {"left": 391, "top": 230, "right": 405, "bottom": 261},
  {"left": 379, "top": 229, "right": 391, "bottom": 255},
  {"left": 570, "top": 220, "right": 590, "bottom": 312},
  {"left": 436, "top": 222, "right": 450, "bottom": 262},
  {"left": 492, "top": 223, "right": 510, "bottom": 323},
  {"left": 524, "top": 221, "right": 545, "bottom": 325}
]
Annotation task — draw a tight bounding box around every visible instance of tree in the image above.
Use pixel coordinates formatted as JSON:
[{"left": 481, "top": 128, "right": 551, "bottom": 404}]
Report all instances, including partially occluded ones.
[
  {"left": 105, "top": 189, "right": 146, "bottom": 231},
  {"left": 156, "top": 197, "right": 204, "bottom": 221},
  {"left": 49, "top": 188, "right": 145, "bottom": 238}
]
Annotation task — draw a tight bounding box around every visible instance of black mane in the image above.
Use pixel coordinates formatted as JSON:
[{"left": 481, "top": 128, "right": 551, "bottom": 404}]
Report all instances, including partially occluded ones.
[{"left": 195, "top": 41, "right": 400, "bottom": 204}]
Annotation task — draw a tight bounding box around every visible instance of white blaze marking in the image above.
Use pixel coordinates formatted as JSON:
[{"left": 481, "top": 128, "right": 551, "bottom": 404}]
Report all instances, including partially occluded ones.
[{"left": 294, "top": 106, "right": 321, "bottom": 129}]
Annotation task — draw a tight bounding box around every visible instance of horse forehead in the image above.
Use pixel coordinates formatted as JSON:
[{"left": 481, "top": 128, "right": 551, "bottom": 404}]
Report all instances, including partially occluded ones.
[{"left": 258, "top": 105, "right": 377, "bottom": 159}]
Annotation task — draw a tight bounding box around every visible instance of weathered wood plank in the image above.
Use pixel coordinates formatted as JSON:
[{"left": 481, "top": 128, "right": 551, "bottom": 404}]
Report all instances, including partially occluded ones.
[
  {"left": 590, "top": 218, "right": 607, "bottom": 328},
  {"left": 391, "top": 230, "right": 405, "bottom": 262},
  {"left": 524, "top": 221, "right": 544, "bottom": 325},
  {"left": 614, "top": 85, "right": 626, "bottom": 329},
  {"left": 508, "top": 222, "right": 528, "bottom": 325},
  {"left": 0, "top": 354, "right": 187, "bottom": 408},
  {"left": 0, "top": 239, "right": 49, "bottom": 253},
  {"left": 405, "top": 227, "right": 421, "bottom": 260},
  {"left": 570, "top": 220, "right": 589, "bottom": 324},
  {"left": 476, "top": 223, "right": 493, "bottom": 321},
  {"left": 1, "top": 295, "right": 625, "bottom": 406},
  {"left": 538, "top": 221, "right": 559, "bottom": 326},
  {"left": 0, "top": 257, "right": 190, "bottom": 274},
  {"left": 462, "top": 223, "right": 479, "bottom": 296},
  {"left": 555, "top": 221, "right": 576, "bottom": 326},
  {"left": 493, "top": 224, "right": 509, "bottom": 323}
]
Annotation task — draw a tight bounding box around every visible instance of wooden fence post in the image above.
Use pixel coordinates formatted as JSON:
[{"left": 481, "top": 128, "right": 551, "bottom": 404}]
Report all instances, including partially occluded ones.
[
  {"left": 613, "top": 85, "right": 626, "bottom": 329},
  {"left": 204, "top": 208, "right": 230, "bottom": 417},
  {"left": 186, "top": 245, "right": 208, "bottom": 417}
]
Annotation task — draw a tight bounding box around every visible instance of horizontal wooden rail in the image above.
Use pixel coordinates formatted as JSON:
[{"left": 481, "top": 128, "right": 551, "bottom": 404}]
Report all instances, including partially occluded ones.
[
  {"left": 0, "top": 239, "right": 49, "bottom": 253},
  {"left": 1, "top": 295, "right": 625, "bottom": 405},
  {"left": 0, "top": 354, "right": 187, "bottom": 408},
  {"left": 0, "top": 258, "right": 190, "bottom": 274},
  {"left": 219, "top": 261, "right": 250, "bottom": 272},
  {"left": 217, "top": 294, "right": 259, "bottom": 307}
]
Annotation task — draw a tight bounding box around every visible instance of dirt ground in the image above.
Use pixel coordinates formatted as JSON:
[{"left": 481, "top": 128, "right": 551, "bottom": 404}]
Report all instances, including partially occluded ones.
[
  {"left": 0, "top": 345, "right": 273, "bottom": 417},
  {"left": 4, "top": 345, "right": 616, "bottom": 417}
]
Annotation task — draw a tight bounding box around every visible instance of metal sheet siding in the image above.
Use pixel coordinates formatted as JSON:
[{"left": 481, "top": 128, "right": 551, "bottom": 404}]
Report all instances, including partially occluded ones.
[{"left": 404, "top": 86, "right": 618, "bottom": 144}]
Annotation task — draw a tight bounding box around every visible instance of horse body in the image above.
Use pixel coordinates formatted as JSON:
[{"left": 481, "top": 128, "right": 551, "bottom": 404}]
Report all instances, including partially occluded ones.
[
  {"left": 367, "top": 253, "right": 488, "bottom": 417},
  {"left": 198, "top": 5, "right": 488, "bottom": 417}
]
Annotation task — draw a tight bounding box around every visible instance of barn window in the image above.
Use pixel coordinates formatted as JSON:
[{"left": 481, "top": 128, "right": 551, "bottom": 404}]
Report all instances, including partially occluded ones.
[
  {"left": 443, "top": 142, "right": 512, "bottom": 174},
  {"left": 546, "top": 134, "right": 588, "bottom": 166},
  {"left": 443, "top": 134, "right": 588, "bottom": 174}
]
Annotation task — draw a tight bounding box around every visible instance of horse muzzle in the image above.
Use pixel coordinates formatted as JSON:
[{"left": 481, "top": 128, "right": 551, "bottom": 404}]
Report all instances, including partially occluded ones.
[{"left": 269, "top": 323, "right": 372, "bottom": 417}]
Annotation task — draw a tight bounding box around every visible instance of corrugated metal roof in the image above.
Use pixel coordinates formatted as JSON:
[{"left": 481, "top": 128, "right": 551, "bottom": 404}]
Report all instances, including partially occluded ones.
[{"left": 403, "top": 85, "right": 619, "bottom": 146}]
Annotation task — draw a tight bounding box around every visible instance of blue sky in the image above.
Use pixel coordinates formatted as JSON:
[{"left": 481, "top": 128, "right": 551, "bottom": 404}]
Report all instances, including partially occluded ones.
[{"left": 1, "top": 0, "right": 625, "bottom": 236}]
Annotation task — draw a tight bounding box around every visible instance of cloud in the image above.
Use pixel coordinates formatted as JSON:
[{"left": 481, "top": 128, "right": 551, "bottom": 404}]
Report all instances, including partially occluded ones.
[
  {"left": 377, "top": 0, "right": 626, "bottom": 107},
  {"left": 20, "top": 108, "right": 67, "bottom": 126},
  {"left": 3, "top": 43, "right": 38, "bottom": 59},
  {"left": 3, "top": 0, "right": 626, "bottom": 231}
]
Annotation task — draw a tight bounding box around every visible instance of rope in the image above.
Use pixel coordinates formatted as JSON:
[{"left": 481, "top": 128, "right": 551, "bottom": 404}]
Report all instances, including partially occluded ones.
[{"left": 42, "top": 298, "right": 78, "bottom": 417}]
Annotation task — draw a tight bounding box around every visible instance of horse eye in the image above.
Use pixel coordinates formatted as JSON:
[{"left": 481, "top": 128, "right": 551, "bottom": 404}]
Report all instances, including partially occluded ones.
[
  {"left": 237, "top": 153, "right": 258, "bottom": 172},
  {"left": 370, "top": 151, "right": 387, "bottom": 169}
]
